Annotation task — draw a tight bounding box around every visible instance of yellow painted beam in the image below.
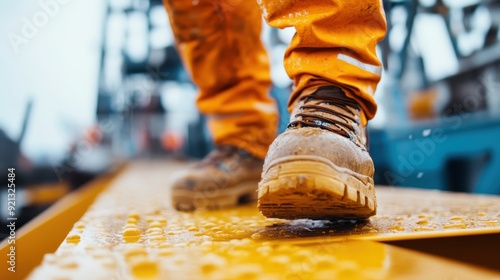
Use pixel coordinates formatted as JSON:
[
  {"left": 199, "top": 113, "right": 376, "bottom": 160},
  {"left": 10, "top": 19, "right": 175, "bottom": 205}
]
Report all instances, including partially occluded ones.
[
  {"left": 7, "top": 161, "right": 500, "bottom": 279},
  {"left": 27, "top": 161, "right": 500, "bottom": 279},
  {"left": 0, "top": 166, "right": 123, "bottom": 280}
]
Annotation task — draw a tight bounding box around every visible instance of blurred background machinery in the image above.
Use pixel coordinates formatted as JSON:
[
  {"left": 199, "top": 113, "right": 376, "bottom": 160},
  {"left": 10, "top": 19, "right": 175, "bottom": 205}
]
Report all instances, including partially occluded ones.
[
  {"left": 95, "top": 0, "right": 294, "bottom": 160},
  {"left": 1, "top": 0, "right": 500, "bottom": 239},
  {"left": 371, "top": 0, "right": 500, "bottom": 194}
]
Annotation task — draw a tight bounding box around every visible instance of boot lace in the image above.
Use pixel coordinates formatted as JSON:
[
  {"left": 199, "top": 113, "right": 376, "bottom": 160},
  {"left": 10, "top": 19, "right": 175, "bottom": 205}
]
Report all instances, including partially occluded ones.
[{"left": 287, "top": 89, "right": 361, "bottom": 140}]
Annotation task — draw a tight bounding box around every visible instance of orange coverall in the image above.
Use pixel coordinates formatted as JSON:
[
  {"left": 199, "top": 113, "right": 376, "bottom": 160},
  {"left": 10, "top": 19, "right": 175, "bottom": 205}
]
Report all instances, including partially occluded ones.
[{"left": 163, "top": 0, "right": 387, "bottom": 158}]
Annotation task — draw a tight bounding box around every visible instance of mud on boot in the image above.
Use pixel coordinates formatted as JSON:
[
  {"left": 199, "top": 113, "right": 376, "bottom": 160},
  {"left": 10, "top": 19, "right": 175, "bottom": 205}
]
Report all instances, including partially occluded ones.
[
  {"left": 172, "top": 146, "right": 263, "bottom": 211},
  {"left": 258, "top": 86, "right": 376, "bottom": 220}
]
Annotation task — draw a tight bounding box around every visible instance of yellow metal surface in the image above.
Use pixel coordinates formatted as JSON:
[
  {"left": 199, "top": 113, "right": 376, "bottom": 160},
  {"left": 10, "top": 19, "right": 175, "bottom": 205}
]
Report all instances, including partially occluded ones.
[
  {"left": 24, "top": 182, "right": 71, "bottom": 206},
  {"left": 24, "top": 161, "right": 500, "bottom": 279},
  {"left": 0, "top": 168, "right": 122, "bottom": 280}
]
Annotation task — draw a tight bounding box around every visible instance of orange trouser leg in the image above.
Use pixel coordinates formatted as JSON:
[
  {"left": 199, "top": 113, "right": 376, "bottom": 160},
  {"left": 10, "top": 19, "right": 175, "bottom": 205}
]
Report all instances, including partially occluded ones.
[
  {"left": 258, "top": 0, "right": 387, "bottom": 121},
  {"left": 163, "top": 0, "right": 278, "bottom": 159}
]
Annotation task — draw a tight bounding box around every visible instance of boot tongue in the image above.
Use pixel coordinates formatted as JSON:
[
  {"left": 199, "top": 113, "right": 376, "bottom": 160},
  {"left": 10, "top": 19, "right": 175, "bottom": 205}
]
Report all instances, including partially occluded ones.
[
  {"left": 302, "top": 86, "right": 360, "bottom": 121},
  {"left": 197, "top": 145, "right": 237, "bottom": 167},
  {"left": 305, "top": 86, "right": 347, "bottom": 102},
  {"left": 315, "top": 86, "right": 345, "bottom": 97}
]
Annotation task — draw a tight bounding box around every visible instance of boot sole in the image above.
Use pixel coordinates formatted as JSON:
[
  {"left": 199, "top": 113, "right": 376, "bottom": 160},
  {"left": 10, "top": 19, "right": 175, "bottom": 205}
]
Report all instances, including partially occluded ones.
[
  {"left": 258, "top": 156, "right": 376, "bottom": 220},
  {"left": 172, "top": 180, "right": 258, "bottom": 211}
]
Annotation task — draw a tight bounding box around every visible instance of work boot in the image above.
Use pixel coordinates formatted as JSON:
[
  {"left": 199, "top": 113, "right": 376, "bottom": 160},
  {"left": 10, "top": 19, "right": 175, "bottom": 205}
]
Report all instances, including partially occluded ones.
[
  {"left": 258, "top": 86, "right": 376, "bottom": 220},
  {"left": 172, "top": 145, "right": 263, "bottom": 211}
]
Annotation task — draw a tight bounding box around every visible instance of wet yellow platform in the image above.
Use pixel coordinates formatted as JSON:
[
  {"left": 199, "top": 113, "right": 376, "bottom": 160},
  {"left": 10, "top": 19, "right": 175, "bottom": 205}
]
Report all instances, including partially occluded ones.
[{"left": 10, "top": 161, "right": 500, "bottom": 279}]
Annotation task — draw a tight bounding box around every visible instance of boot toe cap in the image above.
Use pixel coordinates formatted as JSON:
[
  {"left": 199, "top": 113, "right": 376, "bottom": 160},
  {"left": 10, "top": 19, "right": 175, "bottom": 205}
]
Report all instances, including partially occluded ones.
[{"left": 264, "top": 127, "right": 374, "bottom": 176}]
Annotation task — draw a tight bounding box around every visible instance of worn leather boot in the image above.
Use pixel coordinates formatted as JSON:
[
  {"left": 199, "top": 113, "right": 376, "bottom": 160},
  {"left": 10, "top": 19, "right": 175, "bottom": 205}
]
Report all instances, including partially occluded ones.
[
  {"left": 258, "top": 86, "right": 376, "bottom": 220},
  {"left": 172, "top": 146, "right": 263, "bottom": 211}
]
